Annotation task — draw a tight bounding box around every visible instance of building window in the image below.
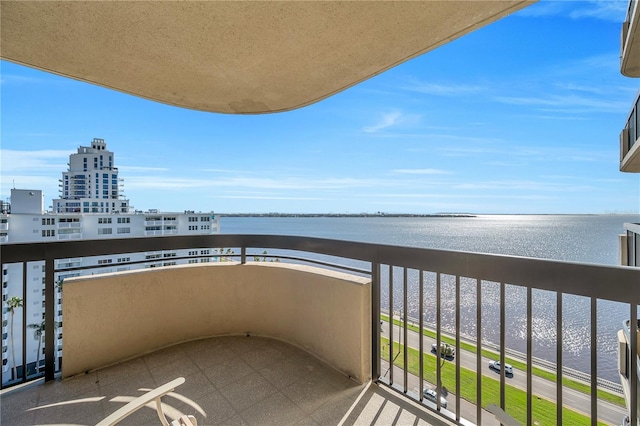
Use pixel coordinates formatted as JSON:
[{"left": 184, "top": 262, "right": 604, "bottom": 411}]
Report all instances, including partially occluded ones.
[
  {"left": 59, "top": 217, "right": 80, "bottom": 223},
  {"left": 98, "top": 228, "right": 113, "bottom": 235},
  {"left": 41, "top": 229, "right": 56, "bottom": 237},
  {"left": 97, "top": 259, "right": 113, "bottom": 265},
  {"left": 117, "top": 217, "right": 130, "bottom": 224},
  {"left": 117, "top": 227, "right": 130, "bottom": 234},
  {"left": 200, "top": 217, "right": 210, "bottom": 222},
  {"left": 98, "top": 217, "right": 112, "bottom": 224},
  {"left": 200, "top": 250, "right": 210, "bottom": 255}
]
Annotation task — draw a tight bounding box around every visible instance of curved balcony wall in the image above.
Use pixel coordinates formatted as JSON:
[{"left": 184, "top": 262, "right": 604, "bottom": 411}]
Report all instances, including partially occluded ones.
[{"left": 62, "top": 262, "right": 371, "bottom": 383}]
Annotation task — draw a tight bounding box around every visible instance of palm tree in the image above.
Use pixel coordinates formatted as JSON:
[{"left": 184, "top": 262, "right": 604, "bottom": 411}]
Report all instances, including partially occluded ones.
[
  {"left": 26, "top": 320, "right": 61, "bottom": 374},
  {"left": 438, "top": 343, "right": 454, "bottom": 369},
  {"left": 6, "top": 296, "right": 23, "bottom": 380},
  {"left": 27, "top": 321, "right": 45, "bottom": 373}
]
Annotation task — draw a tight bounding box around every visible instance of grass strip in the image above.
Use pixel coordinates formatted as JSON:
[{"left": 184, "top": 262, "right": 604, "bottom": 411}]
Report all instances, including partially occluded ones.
[
  {"left": 381, "top": 337, "right": 607, "bottom": 426},
  {"left": 380, "top": 314, "right": 625, "bottom": 407}
]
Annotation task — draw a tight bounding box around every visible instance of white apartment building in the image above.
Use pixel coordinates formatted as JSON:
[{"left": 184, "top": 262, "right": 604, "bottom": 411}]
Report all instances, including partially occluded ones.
[{"left": 1, "top": 138, "right": 220, "bottom": 382}]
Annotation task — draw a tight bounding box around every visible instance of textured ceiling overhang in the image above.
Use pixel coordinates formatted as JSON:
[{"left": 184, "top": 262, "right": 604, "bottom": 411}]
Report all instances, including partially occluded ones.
[{"left": 1, "top": 1, "right": 534, "bottom": 114}]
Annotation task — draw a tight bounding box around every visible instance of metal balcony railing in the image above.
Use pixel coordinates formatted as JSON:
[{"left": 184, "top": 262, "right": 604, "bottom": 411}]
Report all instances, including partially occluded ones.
[{"left": 0, "top": 234, "right": 639, "bottom": 425}]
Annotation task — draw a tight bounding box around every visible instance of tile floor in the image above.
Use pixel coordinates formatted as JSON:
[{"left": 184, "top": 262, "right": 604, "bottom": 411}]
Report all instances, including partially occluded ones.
[{"left": 1, "top": 336, "right": 454, "bottom": 426}]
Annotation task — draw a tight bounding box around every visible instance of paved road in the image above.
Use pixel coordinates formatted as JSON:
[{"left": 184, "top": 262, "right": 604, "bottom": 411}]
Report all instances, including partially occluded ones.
[
  {"left": 381, "top": 358, "right": 503, "bottom": 425},
  {"left": 380, "top": 321, "right": 626, "bottom": 425}
]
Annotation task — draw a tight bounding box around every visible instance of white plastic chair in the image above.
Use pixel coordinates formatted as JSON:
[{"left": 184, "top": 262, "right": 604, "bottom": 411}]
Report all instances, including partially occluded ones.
[{"left": 97, "top": 377, "right": 197, "bottom": 426}]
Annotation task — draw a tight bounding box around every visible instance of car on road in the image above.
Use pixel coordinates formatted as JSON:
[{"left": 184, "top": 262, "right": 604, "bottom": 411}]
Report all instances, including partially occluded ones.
[
  {"left": 431, "top": 343, "right": 455, "bottom": 359},
  {"left": 488, "top": 360, "right": 513, "bottom": 375},
  {"left": 423, "top": 388, "right": 447, "bottom": 409}
]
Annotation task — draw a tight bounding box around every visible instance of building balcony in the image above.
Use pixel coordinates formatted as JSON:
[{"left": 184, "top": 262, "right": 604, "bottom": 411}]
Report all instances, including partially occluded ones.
[
  {"left": 620, "top": 90, "right": 640, "bottom": 172},
  {"left": 621, "top": 223, "right": 640, "bottom": 266},
  {"left": 0, "top": 235, "right": 638, "bottom": 425},
  {"left": 622, "top": 0, "right": 640, "bottom": 77}
]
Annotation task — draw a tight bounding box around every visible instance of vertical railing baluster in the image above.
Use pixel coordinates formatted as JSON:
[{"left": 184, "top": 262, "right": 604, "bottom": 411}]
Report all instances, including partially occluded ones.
[
  {"left": 419, "top": 270, "right": 424, "bottom": 402},
  {"left": 556, "top": 292, "right": 563, "bottom": 424},
  {"left": 1, "top": 261, "right": 3, "bottom": 387},
  {"left": 630, "top": 303, "right": 638, "bottom": 426},
  {"left": 44, "top": 256, "right": 55, "bottom": 382},
  {"left": 403, "top": 267, "right": 408, "bottom": 393},
  {"left": 241, "top": 246, "right": 246, "bottom": 264},
  {"left": 436, "top": 272, "right": 441, "bottom": 409},
  {"left": 389, "top": 266, "right": 394, "bottom": 384},
  {"left": 590, "top": 297, "right": 597, "bottom": 426},
  {"left": 527, "top": 287, "right": 532, "bottom": 426},
  {"left": 476, "top": 279, "right": 482, "bottom": 425},
  {"left": 455, "top": 275, "right": 460, "bottom": 421},
  {"left": 500, "top": 282, "right": 505, "bottom": 411},
  {"left": 372, "top": 262, "right": 381, "bottom": 381},
  {"left": 21, "top": 262, "right": 27, "bottom": 384}
]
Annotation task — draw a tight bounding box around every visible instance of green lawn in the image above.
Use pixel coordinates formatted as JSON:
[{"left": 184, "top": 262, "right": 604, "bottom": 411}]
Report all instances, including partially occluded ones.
[
  {"left": 381, "top": 337, "right": 607, "bottom": 426},
  {"left": 380, "top": 314, "right": 625, "bottom": 407}
]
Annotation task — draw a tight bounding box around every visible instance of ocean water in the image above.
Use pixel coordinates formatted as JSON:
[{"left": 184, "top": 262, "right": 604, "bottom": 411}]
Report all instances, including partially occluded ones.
[{"left": 220, "top": 214, "right": 639, "bottom": 381}]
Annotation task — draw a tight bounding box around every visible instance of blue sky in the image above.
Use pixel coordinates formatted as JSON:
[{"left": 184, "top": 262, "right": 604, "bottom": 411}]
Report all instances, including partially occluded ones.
[{"left": 1, "top": 1, "right": 640, "bottom": 214}]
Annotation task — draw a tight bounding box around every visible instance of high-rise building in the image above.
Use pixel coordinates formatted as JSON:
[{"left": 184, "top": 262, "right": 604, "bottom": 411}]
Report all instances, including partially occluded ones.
[
  {"left": 53, "top": 138, "right": 129, "bottom": 214},
  {"left": 0, "top": 138, "right": 220, "bottom": 378}
]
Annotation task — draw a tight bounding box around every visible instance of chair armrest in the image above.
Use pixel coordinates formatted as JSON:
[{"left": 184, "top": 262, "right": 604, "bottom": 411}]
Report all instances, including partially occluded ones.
[{"left": 97, "top": 377, "right": 186, "bottom": 426}]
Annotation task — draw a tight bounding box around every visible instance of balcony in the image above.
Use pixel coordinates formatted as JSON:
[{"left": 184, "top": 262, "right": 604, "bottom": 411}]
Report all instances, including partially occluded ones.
[
  {"left": 620, "top": 90, "right": 640, "bottom": 172},
  {"left": 0, "top": 336, "right": 453, "bottom": 426},
  {"left": 0, "top": 235, "right": 639, "bottom": 425},
  {"left": 622, "top": 0, "right": 640, "bottom": 77}
]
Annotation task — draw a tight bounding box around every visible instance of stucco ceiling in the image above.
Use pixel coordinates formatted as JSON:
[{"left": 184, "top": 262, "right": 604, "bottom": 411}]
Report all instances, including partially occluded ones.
[{"left": 1, "top": 1, "right": 534, "bottom": 114}]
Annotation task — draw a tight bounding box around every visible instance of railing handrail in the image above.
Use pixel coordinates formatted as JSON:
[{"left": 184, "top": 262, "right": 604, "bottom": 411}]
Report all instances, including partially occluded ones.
[
  {"left": 2, "top": 234, "right": 639, "bottom": 303},
  {"left": 1, "top": 232, "right": 639, "bottom": 425}
]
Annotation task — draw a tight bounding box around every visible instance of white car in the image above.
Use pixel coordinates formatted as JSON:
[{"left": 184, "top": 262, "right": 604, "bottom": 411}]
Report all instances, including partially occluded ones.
[
  {"left": 489, "top": 360, "right": 513, "bottom": 375},
  {"left": 423, "top": 388, "right": 447, "bottom": 409}
]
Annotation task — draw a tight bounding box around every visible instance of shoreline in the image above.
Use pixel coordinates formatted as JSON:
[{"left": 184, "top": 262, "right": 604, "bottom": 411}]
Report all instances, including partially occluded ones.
[{"left": 219, "top": 213, "right": 477, "bottom": 218}]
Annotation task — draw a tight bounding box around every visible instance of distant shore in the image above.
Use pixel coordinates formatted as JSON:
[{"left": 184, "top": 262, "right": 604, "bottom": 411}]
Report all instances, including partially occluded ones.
[{"left": 219, "top": 213, "right": 477, "bottom": 218}]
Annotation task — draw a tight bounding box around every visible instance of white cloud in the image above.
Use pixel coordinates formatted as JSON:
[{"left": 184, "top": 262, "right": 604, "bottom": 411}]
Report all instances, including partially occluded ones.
[
  {"left": 401, "top": 80, "right": 484, "bottom": 96},
  {"left": 218, "top": 195, "right": 330, "bottom": 201},
  {"left": 494, "top": 93, "right": 629, "bottom": 114},
  {"left": 569, "top": 0, "right": 627, "bottom": 22},
  {"left": 516, "top": 0, "right": 626, "bottom": 22},
  {"left": 451, "top": 179, "right": 595, "bottom": 192},
  {"left": 0, "top": 149, "right": 69, "bottom": 172},
  {"left": 118, "top": 165, "right": 170, "bottom": 172},
  {"left": 123, "top": 175, "right": 392, "bottom": 191},
  {"left": 392, "top": 169, "right": 452, "bottom": 175},
  {"left": 363, "top": 112, "right": 402, "bottom": 133}
]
